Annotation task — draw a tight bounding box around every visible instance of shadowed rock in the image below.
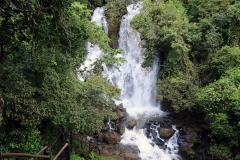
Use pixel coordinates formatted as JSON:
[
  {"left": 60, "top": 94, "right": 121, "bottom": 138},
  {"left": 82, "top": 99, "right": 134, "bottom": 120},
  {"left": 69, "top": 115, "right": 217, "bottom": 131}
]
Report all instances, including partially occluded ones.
[
  {"left": 126, "top": 119, "right": 137, "bottom": 129},
  {"left": 158, "top": 127, "right": 175, "bottom": 139},
  {"left": 104, "top": 132, "right": 121, "bottom": 144}
]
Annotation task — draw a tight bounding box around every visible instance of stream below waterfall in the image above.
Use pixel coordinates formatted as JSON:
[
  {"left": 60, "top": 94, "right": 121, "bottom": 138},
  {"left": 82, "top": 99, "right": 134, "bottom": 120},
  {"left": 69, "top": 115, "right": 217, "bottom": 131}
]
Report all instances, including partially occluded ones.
[{"left": 79, "top": 2, "right": 181, "bottom": 160}]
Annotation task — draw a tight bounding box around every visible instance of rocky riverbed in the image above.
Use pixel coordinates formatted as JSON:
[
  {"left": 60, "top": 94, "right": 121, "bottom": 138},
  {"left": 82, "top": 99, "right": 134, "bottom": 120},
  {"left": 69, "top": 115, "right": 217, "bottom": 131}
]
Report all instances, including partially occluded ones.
[{"left": 73, "top": 104, "right": 211, "bottom": 160}]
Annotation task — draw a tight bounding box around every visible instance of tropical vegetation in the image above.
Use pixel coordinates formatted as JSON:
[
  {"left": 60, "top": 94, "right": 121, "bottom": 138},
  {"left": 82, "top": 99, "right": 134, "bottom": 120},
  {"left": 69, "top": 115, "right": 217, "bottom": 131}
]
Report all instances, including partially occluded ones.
[
  {"left": 131, "top": 0, "right": 240, "bottom": 159},
  {"left": 0, "top": 0, "right": 120, "bottom": 157},
  {"left": 1, "top": 0, "right": 240, "bottom": 159}
]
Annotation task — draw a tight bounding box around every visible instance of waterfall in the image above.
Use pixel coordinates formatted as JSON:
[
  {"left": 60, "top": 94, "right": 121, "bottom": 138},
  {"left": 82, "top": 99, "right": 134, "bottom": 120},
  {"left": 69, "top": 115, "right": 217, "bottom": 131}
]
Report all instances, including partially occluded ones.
[
  {"left": 78, "top": 7, "right": 107, "bottom": 81},
  {"left": 81, "top": 3, "right": 181, "bottom": 160},
  {"left": 103, "top": 3, "right": 181, "bottom": 160}
]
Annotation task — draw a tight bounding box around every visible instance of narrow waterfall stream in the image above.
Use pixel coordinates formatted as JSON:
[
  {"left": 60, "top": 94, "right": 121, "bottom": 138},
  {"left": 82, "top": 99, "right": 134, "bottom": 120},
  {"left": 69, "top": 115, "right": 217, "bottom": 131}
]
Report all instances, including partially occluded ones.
[
  {"left": 80, "top": 3, "right": 181, "bottom": 160},
  {"left": 78, "top": 7, "right": 107, "bottom": 81}
]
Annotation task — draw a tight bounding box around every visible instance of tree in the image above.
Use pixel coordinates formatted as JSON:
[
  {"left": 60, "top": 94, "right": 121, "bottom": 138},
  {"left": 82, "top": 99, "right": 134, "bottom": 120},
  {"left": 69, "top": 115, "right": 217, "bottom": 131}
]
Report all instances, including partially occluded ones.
[
  {"left": 131, "top": 0, "right": 200, "bottom": 112},
  {"left": 131, "top": 1, "right": 240, "bottom": 157},
  {"left": 0, "top": 0, "right": 120, "bottom": 153}
]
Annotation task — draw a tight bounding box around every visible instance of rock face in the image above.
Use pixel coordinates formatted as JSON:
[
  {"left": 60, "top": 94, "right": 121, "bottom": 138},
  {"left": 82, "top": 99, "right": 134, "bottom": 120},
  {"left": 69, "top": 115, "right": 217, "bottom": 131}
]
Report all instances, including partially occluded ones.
[
  {"left": 158, "top": 128, "right": 175, "bottom": 139},
  {"left": 117, "top": 124, "right": 125, "bottom": 135},
  {"left": 106, "top": 4, "right": 127, "bottom": 49},
  {"left": 124, "top": 149, "right": 138, "bottom": 159},
  {"left": 97, "top": 144, "right": 139, "bottom": 160},
  {"left": 179, "top": 146, "right": 194, "bottom": 160},
  {"left": 126, "top": 119, "right": 137, "bottom": 129},
  {"left": 117, "top": 109, "right": 128, "bottom": 122},
  {"left": 73, "top": 105, "right": 140, "bottom": 160},
  {"left": 142, "top": 118, "right": 177, "bottom": 150},
  {"left": 174, "top": 112, "right": 211, "bottom": 160},
  {"left": 97, "top": 132, "right": 104, "bottom": 142},
  {"left": 96, "top": 106, "right": 139, "bottom": 159},
  {"left": 185, "top": 131, "right": 198, "bottom": 143},
  {"left": 104, "top": 132, "right": 121, "bottom": 144}
]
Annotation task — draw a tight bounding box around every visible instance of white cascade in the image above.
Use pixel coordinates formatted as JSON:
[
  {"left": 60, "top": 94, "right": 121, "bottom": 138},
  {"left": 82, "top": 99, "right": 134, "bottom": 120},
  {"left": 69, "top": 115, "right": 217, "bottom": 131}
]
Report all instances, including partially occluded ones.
[
  {"left": 103, "top": 3, "right": 181, "bottom": 160},
  {"left": 81, "top": 3, "right": 181, "bottom": 160},
  {"left": 78, "top": 7, "right": 107, "bottom": 81}
]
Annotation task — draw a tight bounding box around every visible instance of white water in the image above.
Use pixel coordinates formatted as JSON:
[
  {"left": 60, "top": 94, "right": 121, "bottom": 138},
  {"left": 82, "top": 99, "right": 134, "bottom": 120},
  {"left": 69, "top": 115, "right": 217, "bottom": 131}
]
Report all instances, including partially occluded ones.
[
  {"left": 78, "top": 8, "right": 107, "bottom": 81},
  {"left": 81, "top": 3, "right": 181, "bottom": 160},
  {"left": 104, "top": 3, "right": 180, "bottom": 160}
]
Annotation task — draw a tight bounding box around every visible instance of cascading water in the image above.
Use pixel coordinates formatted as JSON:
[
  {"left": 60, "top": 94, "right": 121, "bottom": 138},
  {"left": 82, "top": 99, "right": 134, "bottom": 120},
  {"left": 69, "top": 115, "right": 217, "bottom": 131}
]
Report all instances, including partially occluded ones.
[
  {"left": 78, "top": 7, "right": 107, "bottom": 81},
  {"left": 81, "top": 3, "right": 181, "bottom": 160},
  {"left": 104, "top": 3, "right": 181, "bottom": 160}
]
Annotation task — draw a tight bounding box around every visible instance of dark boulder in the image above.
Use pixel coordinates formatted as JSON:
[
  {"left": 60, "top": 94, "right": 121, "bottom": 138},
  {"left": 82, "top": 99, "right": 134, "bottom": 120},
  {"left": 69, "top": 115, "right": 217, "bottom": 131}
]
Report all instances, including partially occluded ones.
[
  {"left": 126, "top": 119, "right": 137, "bottom": 129},
  {"left": 117, "top": 124, "right": 125, "bottom": 135},
  {"left": 158, "top": 127, "right": 175, "bottom": 139},
  {"left": 104, "top": 132, "right": 121, "bottom": 144},
  {"left": 179, "top": 146, "right": 195, "bottom": 160}
]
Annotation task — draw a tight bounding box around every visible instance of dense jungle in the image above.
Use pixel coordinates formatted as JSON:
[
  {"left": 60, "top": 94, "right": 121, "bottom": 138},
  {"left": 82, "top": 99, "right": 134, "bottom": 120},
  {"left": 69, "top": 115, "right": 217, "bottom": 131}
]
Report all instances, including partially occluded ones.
[{"left": 0, "top": 0, "right": 240, "bottom": 159}]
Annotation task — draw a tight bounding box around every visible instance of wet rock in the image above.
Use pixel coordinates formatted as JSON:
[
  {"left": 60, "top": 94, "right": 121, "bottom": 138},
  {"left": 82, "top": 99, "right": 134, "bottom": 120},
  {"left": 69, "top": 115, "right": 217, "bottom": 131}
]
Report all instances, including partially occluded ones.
[
  {"left": 124, "top": 150, "right": 138, "bottom": 160},
  {"left": 145, "top": 128, "right": 151, "bottom": 138},
  {"left": 97, "top": 132, "right": 104, "bottom": 142},
  {"left": 151, "top": 130, "right": 158, "bottom": 139},
  {"left": 101, "top": 147, "right": 110, "bottom": 155},
  {"left": 117, "top": 105, "right": 126, "bottom": 112},
  {"left": 174, "top": 113, "right": 211, "bottom": 160},
  {"left": 104, "top": 132, "right": 121, "bottom": 144},
  {"left": 179, "top": 146, "right": 195, "bottom": 160},
  {"left": 109, "top": 147, "right": 121, "bottom": 156},
  {"left": 98, "top": 145, "right": 126, "bottom": 159},
  {"left": 117, "top": 110, "right": 124, "bottom": 118},
  {"left": 158, "top": 127, "right": 175, "bottom": 139},
  {"left": 144, "top": 120, "right": 151, "bottom": 128},
  {"left": 126, "top": 119, "right": 137, "bottom": 129},
  {"left": 160, "top": 120, "right": 172, "bottom": 128},
  {"left": 117, "top": 109, "right": 128, "bottom": 122},
  {"left": 159, "top": 145, "right": 167, "bottom": 150},
  {"left": 154, "top": 120, "right": 160, "bottom": 125},
  {"left": 178, "top": 135, "right": 193, "bottom": 147},
  {"left": 176, "top": 122, "right": 184, "bottom": 130},
  {"left": 117, "top": 124, "right": 125, "bottom": 135},
  {"left": 185, "top": 131, "right": 198, "bottom": 143},
  {"left": 118, "top": 103, "right": 123, "bottom": 108},
  {"left": 101, "top": 124, "right": 110, "bottom": 132},
  {"left": 118, "top": 145, "right": 139, "bottom": 160},
  {"left": 153, "top": 138, "right": 165, "bottom": 146}
]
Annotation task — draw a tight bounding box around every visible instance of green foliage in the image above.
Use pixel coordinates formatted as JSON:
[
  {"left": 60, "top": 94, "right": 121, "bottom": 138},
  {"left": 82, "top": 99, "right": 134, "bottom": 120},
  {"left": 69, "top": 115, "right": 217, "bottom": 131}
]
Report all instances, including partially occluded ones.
[
  {"left": 9, "top": 127, "right": 42, "bottom": 153},
  {"left": 209, "top": 46, "right": 240, "bottom": 74},
  {"left": 71, "top": 152, "right": 85, "bottom": 160},
  {"left": 0, "top": 126, "right": 42, "bottom": 154},
  {"left": 70, "top": 151, "right": 114, "bottom": 160},
  {"left": 132, "top": 0, "right": 240, "bottom": 158},
  {"left": 187, "top": 151, "right": 195, "bottom": 159},
  {"left": 132, "top": 0, "right": 199, "bottom": 112},
  {"left": 105, "top": 0, "right": 136, "bottom": 48},
  {"left": 131, "top": 0, "right": 200, "bottom": 68},
  {"left": 72, "top": 75, "right": 120, "bottom": 134},
  {"left": 0, "top": 0, "right": 121, "bottom": 153},
  {"left": 158, "top": 72, "right": 199, "bottom": 112},
  {"left": 208, "top": 145, "right": 233, "bottom": 159},
  {"left": 197, "top": 68, "right": 240, "bottom": 152}
]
